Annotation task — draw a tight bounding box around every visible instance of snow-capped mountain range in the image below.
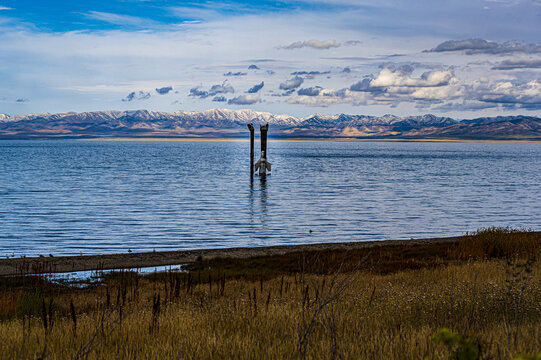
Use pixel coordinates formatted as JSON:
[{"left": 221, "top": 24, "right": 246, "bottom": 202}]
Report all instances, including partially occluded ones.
[{"left": 0, "top": 109, "right": 540, "bottom": 140}]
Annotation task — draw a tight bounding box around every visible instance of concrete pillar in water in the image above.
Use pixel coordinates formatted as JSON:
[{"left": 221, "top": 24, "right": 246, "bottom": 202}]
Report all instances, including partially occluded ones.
[
  {"left": 247, "top": 123, "right": 254, "bottom": 177},
  {"left": 255, "top": 123, "right": 272, "bottom": 176}
]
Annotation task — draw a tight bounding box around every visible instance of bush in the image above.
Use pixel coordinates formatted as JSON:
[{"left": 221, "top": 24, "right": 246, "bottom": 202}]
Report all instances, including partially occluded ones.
[
  {"left": 511, "top": 355, "right": 541, "bottom": 360},
  {"left": 450, "top": 227, "right": 541, "bottom": 260},
  {"left": 432, "top": 328, "right": 483, "bottom": 360}
]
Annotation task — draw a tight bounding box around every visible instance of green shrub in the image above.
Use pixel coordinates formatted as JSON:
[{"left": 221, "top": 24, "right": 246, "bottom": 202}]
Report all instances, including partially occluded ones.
[
  {"left": 512, "top": 355, "right": 541, "bottom": 360},
  {"left": 432, "top": 328, "right": 483, "bottom": 360}
]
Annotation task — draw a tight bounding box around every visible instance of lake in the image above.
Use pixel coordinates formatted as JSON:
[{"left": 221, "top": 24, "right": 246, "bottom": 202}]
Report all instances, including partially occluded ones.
[{"left": 0, "top": 140, "right": 540, "bottom": 256}]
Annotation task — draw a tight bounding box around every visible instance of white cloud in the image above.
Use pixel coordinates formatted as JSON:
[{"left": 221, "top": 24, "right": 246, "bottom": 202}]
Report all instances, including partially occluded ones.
[
  {"left": 297, "top": 87, "right": 322, "bottom": 96},
  {"left": 82, "top": 11, "right": 156, "bottom": 26},
  {"left": 156, "top": 86, "right": 173, "bottom": 95},
  {"left": 410, "top": 85, "right": 463, "bottom": 100},
  {"left": 0, "top": 6, "right": 12, "bottom": 10},
  {"left": 122, "top": 91, "right": 151, "bottom": 102},
  {"left": 288, "top": 88, "right": 370, "bottom": 107},
  {"left": 228, "top": 93, "right": 260, "bottom": 105},
  {"left": 1, "top": 2, "right": 540, "bottom": 117},
  {"left": 427, "top": 38, "right": 541, "bottom": 55},
  {"left": 282, "top": 39, "right": 340, "bottom": 50},
  {"left": 279, "top": 76, "right": 304, "bottom": 90},
  {"left": 476, "top": 80, "right": 541, "bottom": 109},
  {"left": 343, "top": 40, "right": 362, "bottom": 46},
  {"left": 168, "top": 6, "right": 220, "bottom": 21},
  {"left": 347, "top": 67, "right": 461, "bottom": 103},
  {"left": 370, "top": 68, "right": 455, "bottom": 88},
  {"left": 289, "top": 66, "right": 492, "bottom": 108},
  {"left": 208, "top": 83, "right": 234, "bottom": 95},
  {"left": 247, "top": 81, "right": 264, "bottom": 93},
  {"left": 492, "top": 58, "right": 541, "bottom": 70}
]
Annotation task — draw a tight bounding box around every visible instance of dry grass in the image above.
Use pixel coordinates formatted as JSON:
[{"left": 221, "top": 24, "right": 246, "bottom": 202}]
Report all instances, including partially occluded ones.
[
  {"left": 0, "top": 228, "right": 540, "bottom": 359},
  {"left": 450, "top": 228, "right": 541, "bottom": 259}
]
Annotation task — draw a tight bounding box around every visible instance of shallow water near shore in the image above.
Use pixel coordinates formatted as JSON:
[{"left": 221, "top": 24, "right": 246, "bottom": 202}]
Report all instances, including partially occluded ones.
[
  {"left": 1, "top": 140, "right": 540, "bottom": 257},
  {"left": 53, "top": 264, "right": 186, "bottom": 285},
  {"left": 13, "top": 264, "right": 185, "bottom": 286}
]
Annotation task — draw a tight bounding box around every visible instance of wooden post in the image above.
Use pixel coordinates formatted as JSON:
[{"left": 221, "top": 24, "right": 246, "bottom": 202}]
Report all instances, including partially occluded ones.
[
  {"left": 255, "top": 123, "right": 271, "bottom": 176},
  {"left": 260, "top": 123, "right": 268, "bottom": 159},
  {"left": 247, "top": 124, "right": 254, "bottom": 177}
]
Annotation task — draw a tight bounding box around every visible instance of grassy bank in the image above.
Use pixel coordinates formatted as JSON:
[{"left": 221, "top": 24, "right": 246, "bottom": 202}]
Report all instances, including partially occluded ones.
[{"left": 0, "top": 228, "right": 540, "bottom": 359}]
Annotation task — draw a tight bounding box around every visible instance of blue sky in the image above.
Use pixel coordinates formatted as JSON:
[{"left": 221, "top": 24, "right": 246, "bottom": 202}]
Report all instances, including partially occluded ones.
[{"left": 1, "top": 0, "right": 540, "bottom": 117}]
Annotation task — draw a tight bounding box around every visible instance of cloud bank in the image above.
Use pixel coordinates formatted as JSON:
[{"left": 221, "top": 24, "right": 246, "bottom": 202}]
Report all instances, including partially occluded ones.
[
  {"left": 427, "top": 38, "right": 541, "bottom": 55},
  {"left": 492, "top": 58, "right": 541, "bottom": 70},
  {"left": 282, "top": 40, "right": 340, "bottom": 50}
]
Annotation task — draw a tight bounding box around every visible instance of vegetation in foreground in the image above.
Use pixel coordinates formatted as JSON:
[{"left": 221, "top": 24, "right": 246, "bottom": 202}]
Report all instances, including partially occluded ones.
[{"left": 0, "top": 228, "right": 540, "bottom": 359}]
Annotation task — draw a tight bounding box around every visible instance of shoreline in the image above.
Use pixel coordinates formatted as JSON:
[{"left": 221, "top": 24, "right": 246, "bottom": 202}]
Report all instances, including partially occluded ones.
[
  {"left": 83, "top": 137, "right": 541, "bottom": 143},
  {"left": 1, "top": 137, "right": 540, "bottom": 143},
  {"left": 0, "top": 236, "right": 463, "bottom": 276}
]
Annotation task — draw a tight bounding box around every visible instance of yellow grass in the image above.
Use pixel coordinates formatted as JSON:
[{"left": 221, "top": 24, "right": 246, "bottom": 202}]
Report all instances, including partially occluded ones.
[
  {"left": 1, "top": 229, "right": 540, "bottom": 359},
  {"left": 1, "top": 257, "right": 540, "bottom": 359}
]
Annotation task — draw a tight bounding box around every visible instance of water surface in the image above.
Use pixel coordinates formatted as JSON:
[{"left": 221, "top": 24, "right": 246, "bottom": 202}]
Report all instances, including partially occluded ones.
[{"left": 0, "top": 140, "right": 540, "bottom": 256}]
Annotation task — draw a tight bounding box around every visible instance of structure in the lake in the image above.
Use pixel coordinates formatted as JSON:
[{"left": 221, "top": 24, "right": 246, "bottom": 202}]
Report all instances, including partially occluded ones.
[{"left": 247, "top": 123, "right": 272, "bottom": 176}]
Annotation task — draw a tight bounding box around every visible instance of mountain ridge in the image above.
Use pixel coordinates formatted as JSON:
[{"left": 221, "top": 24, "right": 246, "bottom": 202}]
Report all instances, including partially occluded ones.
[{"left": 0, "top": 109, "right": 540, "bottom": 140}]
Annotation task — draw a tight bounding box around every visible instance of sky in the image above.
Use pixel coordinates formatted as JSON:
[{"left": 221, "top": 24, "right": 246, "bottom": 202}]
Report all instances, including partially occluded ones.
[{"left": 0, "top": 0, "right": 540, "bottom": 118}]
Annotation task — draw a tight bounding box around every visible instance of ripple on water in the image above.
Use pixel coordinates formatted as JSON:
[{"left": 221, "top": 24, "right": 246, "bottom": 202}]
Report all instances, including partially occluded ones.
[{"left": 0, "top": 140, "right": 540, "bottom": 256}]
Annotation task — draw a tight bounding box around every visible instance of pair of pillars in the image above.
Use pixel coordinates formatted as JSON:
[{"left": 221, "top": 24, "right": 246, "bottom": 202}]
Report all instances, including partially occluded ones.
[{"left": 247, "top": 123, "right": 271, "bottom": 176}]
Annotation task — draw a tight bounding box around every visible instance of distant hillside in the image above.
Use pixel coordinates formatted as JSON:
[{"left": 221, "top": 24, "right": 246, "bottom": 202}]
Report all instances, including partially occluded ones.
[{"left": 0, "top": 109, "right": 540, "bottom": 140}]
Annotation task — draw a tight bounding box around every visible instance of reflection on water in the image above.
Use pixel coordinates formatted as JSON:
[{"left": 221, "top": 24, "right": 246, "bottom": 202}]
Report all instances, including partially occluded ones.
[
  {"left": 248, "top": 174, "right": 269, "bottom": 227},
  {"left": 47, "top": 265, "right": 186, "bottom": 286},
  {"left": 259, "top": 174, "right": 268, "bottom": 225},
  {"left": 0, "top": 140, "right": 540, "bottom": 256},
  {"left": 249, "top": 177, "right": 254, "bottom": 225}
]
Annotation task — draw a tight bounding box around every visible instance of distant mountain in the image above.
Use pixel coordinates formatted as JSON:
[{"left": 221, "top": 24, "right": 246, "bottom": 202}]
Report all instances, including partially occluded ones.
[{"left": 0, "top": 109, "right": 540, "bottom": 140}]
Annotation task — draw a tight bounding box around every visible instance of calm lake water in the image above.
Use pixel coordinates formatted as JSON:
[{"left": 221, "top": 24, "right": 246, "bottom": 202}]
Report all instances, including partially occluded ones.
[{"left": 0, "top": 140, "right": 540, "bottom": 256}]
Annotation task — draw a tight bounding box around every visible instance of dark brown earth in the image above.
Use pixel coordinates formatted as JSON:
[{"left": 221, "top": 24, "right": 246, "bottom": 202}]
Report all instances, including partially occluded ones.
[{"left": 0, "top": 236, "right": 463, "bottom": 276}]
